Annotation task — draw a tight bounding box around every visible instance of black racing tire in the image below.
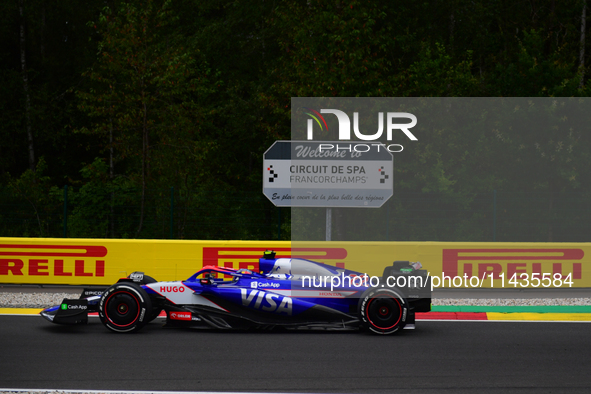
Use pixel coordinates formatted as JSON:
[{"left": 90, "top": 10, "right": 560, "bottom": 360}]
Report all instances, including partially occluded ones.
[
  {"left": 358, "top": 287, "right": 408, "bottom": 335},
  {"left": 140, "top": 275, "right": 162, "bottom": 322},
  {"left": 128, "top": 274, "right": 161, "bottom": 322},
  {"left": 99, "top": 282, "right": 152, "bottom": 333}
]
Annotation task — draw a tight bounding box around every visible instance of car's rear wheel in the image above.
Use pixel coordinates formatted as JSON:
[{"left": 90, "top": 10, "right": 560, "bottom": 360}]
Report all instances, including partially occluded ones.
[
  {"left": 99, "top": 282, "right": 152, "bottom": 333},
  {"left": 358, "top": 287, "right": 407, "bottom": 335}
]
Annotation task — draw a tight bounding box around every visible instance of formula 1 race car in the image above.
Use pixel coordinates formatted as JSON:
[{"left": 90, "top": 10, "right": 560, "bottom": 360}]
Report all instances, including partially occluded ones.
[{"left": 40, "top": 251, "right": 431, "bottom": 335}]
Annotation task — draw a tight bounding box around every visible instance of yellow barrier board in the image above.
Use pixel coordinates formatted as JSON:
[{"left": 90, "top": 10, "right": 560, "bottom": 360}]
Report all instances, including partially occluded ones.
[
  {"left": 0, "top": 238, "right": 289, "bottom": 285},
  {"left": 299, "top": 241, "right": 589, "bottom": 289},
  {"left": 0, "top": 238, "right": 589, "bottom": 288}
]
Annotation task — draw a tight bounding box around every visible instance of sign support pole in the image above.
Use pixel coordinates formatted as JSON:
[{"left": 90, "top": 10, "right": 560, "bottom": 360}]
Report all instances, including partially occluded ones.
[{"left": 326, "top": 207, "right": 332, "bottom": 241}]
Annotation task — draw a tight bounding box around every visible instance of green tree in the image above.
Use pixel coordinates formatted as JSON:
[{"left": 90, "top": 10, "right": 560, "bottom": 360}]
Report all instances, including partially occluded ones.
[{"left": 76, "top": 0, "right": 217, "bottom": 236}]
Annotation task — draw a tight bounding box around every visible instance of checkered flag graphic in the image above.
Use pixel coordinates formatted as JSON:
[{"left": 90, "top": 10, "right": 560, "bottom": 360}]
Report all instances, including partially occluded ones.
[
  {"left": 379, "top": 166, "right": 389, "bottom": 184},
  {"left": 268, "top": 165, "right": 278, "bottom": 182}
]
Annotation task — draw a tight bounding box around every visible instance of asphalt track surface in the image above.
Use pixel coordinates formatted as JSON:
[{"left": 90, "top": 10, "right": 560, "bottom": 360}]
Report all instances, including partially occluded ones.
[{"left": 1, "top": 316, "right": 591, "bottom": 393}]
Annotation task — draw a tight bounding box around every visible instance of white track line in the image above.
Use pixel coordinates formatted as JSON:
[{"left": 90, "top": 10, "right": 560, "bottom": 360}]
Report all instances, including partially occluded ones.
[{"left": 0, "top": 391, "right": 310, "bottom": 394}]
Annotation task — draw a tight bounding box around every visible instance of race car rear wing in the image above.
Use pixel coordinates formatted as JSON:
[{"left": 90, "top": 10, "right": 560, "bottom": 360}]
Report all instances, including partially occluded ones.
[{"left": 382, "top": 261, "right": 431, "bottom": 313}]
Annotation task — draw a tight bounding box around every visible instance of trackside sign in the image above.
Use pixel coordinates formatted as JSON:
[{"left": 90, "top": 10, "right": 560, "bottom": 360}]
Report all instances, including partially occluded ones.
[
  {"left": 0, "top": 244, "right": 106, "bottom": 278},
  {"left": 263, "top": 141, "right": 393, "bottom": 207},
  {"left": 441, "top": 248, "right": 583, "bottom": 281}
]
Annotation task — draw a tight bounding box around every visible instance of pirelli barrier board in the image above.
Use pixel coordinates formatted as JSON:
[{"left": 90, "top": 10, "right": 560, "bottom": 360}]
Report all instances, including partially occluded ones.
[{"left": 0, "top": 238, "right": 589, "bottom": 288}]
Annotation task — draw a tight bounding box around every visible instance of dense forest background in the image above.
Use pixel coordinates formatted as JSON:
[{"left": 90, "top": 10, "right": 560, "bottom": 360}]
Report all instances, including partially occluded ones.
[{"left": 1, "top": 0, "right": 590, "bottom": 241}]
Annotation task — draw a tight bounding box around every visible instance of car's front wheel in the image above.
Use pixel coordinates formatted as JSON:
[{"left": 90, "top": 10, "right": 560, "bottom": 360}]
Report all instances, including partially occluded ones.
[{"left": 99, "top": 282, "right": 152, "bottom": 333}]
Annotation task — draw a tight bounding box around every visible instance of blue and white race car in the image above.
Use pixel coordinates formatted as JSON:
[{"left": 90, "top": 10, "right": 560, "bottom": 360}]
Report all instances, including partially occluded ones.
[{"left": 40, "top": 251, "right": 431, "bottom": 335}]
